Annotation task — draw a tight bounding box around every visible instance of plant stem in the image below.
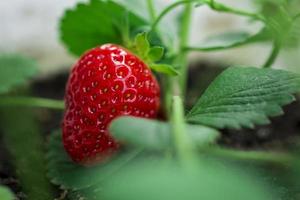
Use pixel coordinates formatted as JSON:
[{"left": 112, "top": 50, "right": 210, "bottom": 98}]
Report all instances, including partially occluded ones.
[
  {"left": 177, "top": 3, "right": 192, "bottom": 97},
  {"left": 0, "top": 96, "right": 64, "bottom": 110},
  {"left": 146, "top": 0, "right": 156, "bottom": 22},
  {"left": 164, "top": 1, "right": 193, "bottom": 114},
  {"left": 263, "top": 41, "right": 281, "bottom": 68},
  {"left": 209, "top": 0, "right": 265, "bottom": 21},
  {"left": 149, "top": 0, "right": 263, "bottom": 33},
  {"left": 150, "top": 0, "right": 195, "bottom": 33},
  {"left": 171, "top": 96, "right": 194, "bottom": 163},
  {"left": 209, "top": 147, "right": 294, "bottom": 166}
]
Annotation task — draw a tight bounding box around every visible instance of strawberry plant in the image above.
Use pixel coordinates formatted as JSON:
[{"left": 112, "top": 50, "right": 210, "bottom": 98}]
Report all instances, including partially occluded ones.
[{"left": 1, "top": 0, "right": 300, "bottom": 199}]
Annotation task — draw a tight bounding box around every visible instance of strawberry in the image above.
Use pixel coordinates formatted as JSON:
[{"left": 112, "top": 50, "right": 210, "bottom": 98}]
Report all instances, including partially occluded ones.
[{"left": 62, "top": 44, "right": 160, "bottom": 165}]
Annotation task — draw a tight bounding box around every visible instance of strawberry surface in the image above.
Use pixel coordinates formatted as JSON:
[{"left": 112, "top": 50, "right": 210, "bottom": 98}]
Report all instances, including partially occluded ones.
[{"left": 62, "top": 44, "right": 160, "bottom": 165}]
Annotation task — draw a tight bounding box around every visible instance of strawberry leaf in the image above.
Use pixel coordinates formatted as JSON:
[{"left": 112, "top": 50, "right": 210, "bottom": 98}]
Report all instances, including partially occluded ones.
[
  {"left": 186, "top": 67, "right": 300, "bottom": 129},
  {"left": 60, "top": 0, "right": 147, "bottom": 56},
  {"left": 109, "top": 117, "right": 220, "bottom": 150},
  {"left": 0, "top": 54, "right": 37, "bottom": 94},
  {"left": 148, "top": 46, "right": 164, "bottom": 62},
  {"left": 0, "top": 186, "right": 14, "bottom": 200},
  {"left": 149, "top": 64, "right": 179, "bottom": 76},
  {"left": 0, "top": 106, "right": 52, "bottom": 200},
  {"left": 47, "top": 131, "right": 142, "bottom": 190},
  {"left": 85, "top": 158, "right": 278, "bottom": 200},
  {"left": 134, "top": 32, "right": 150, "bottom": 58}
]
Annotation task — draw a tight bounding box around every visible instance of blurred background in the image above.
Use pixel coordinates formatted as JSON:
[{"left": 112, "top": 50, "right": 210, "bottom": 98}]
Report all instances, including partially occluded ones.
[{"left": 1, "top": 0, "right": 300, "bottom": 77}]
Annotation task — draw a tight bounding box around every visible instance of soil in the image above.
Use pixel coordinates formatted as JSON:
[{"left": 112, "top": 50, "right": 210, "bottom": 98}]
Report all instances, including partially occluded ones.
[{"left": 1, "top": 62, "right": 300, "bottom": 198}]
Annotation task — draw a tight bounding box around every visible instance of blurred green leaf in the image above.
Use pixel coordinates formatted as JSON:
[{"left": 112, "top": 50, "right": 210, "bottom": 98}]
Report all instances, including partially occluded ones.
[
  {"left": 0, "top": 106, "right": 52, "bottom": 200},
  {"left": 0, "top": 186, "right": 14, "bottom": 200},
  {"left": 254, "top": 0, "right": 300, "bottom": 48},
  {"left": 134, "top": 32, "right": 150, "bottom": 58},
  {"left": 148, "top": 46, "right": 164, "bottom": 62},
  {"left": 47, "top": 131, "right": 142, "bottom": 190},
  {"left": 187, "top": 67, "right": 300, "bottom": 129},
  {"left": 92, "top": 158, "right": 278, "bottom": 200},
  {"left": 109, "top": 116, "right": 220, "bottom": 150},
  {"left": 150, "top": 63, "right": 179, "bottom": 76},
  {"left": 60, "top": 0, "right": 147, "bottom": 56},
  {"left": 0, "top": 54, "right": 37, "bottom": 94}
]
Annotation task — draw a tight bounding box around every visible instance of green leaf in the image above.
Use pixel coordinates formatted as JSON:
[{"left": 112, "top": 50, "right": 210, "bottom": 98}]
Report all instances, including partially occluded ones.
[
  {"left": 134, "top": 32, "right": 150, "bottom": 57},
  {"left": 0, "top": 54, "right": 37, "bottom": 94},
  {"left": 60, "top": 0, "right": 147, "bottom": 56},
  {"left": 47, "top": 131, "right": 142, "bottom": 190},
  {"left": 187, "top": 67, "right": 300, "bottom": 129},
  {"left": 187, "top": 29, "right": 269, "bottom": 51},
  {"left": 0, "top": 106, "right": 52, "bottom": 200},
  {"left": 94, "top": 158, "right": 278, "bottom": 200},
  {"left": 109, "top": 117, "right": 220, "bottom": 150},
  {"left": 150, "top": 63, "right": 179, "bottom": 76},
  {"left": 148, "top": 46, "right": 164, "bottom": 62},
  {"left": 0, "top": 186, "right": 14, "bottom": 200}
]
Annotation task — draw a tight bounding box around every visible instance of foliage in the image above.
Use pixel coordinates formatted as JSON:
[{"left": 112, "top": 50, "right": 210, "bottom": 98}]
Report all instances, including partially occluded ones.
[
  {"left": 47, "top": 131, "right": 279, "bottom": 200},
  {"left": 0, "top": 54, "right": 37, "bottom": 94},
  {"left": 0, "top": 106, "right": 52, "bottom": 200},
  {"left": 0, "top": 186, "right": 14, "bottom": 200},
  {"left": 187, "top": 67, "right": 300, "bottom": 129},
  {"left": 60, "top": 0, "right": 147, "bottom": 56},
  {"left": 1, "top": 0, "right": 300, "bottom": 199},
  {"left": 109, "top": 116, "right": 220, "bottom": 150}
]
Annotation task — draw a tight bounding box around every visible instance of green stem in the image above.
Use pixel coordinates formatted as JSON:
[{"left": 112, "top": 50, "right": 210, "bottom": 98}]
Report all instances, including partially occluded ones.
[
  {"left": 209, "top": 148, "right": 294, "bottom": 166},
  {"left": 150, "top": 0, "right": 194, "bottom": 33},
  {"left": 164, "top": 1, "right": 193, "bottom": 114},
  {"left": 149, "top": 0, "right": 263, "bottom": 33},
  {"left": 171, "top": 96, "right": 194, "bottom": 162},
  {"left": 263, "top": 41, "right": 281, "bottom": 68},
  {"left": 209, "top": 0, "right": 265, "bottom": 21},
  {"left": 177, "top": 3, "right": 192, "bottom": 97},
  {"left": 147, "top": 0, "right": 156, "bottom": 22},
  {"left": 0, "top": 97, "right": 64, "bottom": 110}
]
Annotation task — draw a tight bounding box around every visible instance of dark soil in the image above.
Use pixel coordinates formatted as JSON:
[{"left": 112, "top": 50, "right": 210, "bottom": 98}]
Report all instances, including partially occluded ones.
[{"left": 1, "top": 62, "right": 300, "bottom": 198}]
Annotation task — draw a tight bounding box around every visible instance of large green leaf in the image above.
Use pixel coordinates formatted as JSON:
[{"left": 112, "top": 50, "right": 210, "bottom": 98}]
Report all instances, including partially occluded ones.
[
  {"left": 187, "top": 67, "right": 300, "bottom": 129},
  {"left": 0, "top": 54, "right": 37, "bottom": 94},
  {"left": 89, "top": 158, "right": 278, "bottom": 200},
  {"left": 0, "top": 186, "right": 14, "bottom": 200},
  {"left": 47, "top": 131, "right": 142, "bottom": 190},
  {"left": 60, "top": 0, "right": 147, "bottom": 56},
  {"left": 109, "top": 116, "right": 220, "bottom": 150}
]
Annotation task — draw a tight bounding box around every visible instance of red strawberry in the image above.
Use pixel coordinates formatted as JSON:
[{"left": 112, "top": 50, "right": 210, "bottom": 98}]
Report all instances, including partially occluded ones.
[{"left": 62, "top": 44, "right": 160, "bottom": 165}]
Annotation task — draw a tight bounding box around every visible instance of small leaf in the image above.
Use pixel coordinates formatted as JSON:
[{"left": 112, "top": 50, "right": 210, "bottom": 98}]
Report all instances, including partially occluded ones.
[
  {"left": 60, "top": 0, "right": 147, "bottom": 56},
  {"left": 0, "top": 186, "right": 14, "bottom": 200},
  {"left": 0, "top": 54, "right": 37, "bottom": 94},
  {"left": 47, "top": 131, "right": 142, "bottom": 190},
  {"left": 150, "top": 64, "right": 179, "bottom": 76},
  {"left": 148, "top": 46, "right": 164, "bottom": 62},
  {"left": 95, "top": 158, "right": 278, "bottom": 200},
  {"left": 134, "top": 32, "right": 150, "bottom": 57},
  {"left": 109, "top": 116, "right": 220, "bottom": 150},
  {"left": 186, "top": 67, "right": 300, "bottom": 129}
]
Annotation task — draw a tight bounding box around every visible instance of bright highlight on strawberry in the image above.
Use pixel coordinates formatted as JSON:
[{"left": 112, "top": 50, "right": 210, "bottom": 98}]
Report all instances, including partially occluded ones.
[{"left": 62, "top": 44, "right": 160, "bottom": 165}]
